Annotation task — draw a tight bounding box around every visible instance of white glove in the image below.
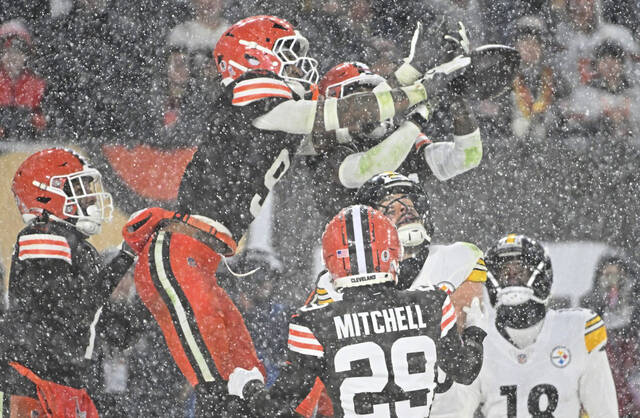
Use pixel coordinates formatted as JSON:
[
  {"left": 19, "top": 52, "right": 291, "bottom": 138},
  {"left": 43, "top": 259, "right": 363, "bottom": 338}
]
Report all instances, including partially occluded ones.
[
  {"left": 227, "top": 367, "right": 264, "bottom": 399},
  {"left": 462, "top": 297, "right": 486, "bottom": 332},
  {"left": 394, "top": 22, "right": 426, "bottom": 86}
]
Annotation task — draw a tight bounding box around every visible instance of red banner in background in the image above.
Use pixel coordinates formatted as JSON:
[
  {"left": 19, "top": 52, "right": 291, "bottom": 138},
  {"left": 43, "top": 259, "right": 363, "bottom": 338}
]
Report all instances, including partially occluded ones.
[
  {"left": 101, "top": 144, "right": 196, "bottom": 201},
  {"left": 90, "top": 143, "right": 197, "bottom": 213}
]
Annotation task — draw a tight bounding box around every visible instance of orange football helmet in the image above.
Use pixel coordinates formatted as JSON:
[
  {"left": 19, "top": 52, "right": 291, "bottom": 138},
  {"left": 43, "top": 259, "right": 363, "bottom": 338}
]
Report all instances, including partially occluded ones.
[
  {"left": 213, "top": 15, "right": 318, "bottom": 86},
  {"left": 318, "top": 61, "right": 385, "bottom": 98},
  {"left": 322, "top": 205, "right": 402, "bottom": 290},
  {"left": 12, "top": 148, "right": 113, "bottom": 235}
]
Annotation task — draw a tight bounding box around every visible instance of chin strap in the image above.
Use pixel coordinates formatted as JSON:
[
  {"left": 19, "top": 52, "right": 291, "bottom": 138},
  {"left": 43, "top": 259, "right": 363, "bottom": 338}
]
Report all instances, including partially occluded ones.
[{"left": 333, "top": 272, "right": 395, "bottom": 291}]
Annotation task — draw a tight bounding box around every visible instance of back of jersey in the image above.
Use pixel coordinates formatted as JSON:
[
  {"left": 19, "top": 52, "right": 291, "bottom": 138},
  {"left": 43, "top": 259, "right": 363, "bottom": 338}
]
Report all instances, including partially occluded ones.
[{"left": 291, "top": 285, "right": 451, "bottom": 418}]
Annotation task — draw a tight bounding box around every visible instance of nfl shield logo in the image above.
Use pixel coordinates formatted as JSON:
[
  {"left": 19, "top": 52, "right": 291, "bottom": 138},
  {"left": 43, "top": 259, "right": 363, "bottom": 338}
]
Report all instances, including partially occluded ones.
[{"left": 517, "top": 353, "right": 527, "bottom": 364}]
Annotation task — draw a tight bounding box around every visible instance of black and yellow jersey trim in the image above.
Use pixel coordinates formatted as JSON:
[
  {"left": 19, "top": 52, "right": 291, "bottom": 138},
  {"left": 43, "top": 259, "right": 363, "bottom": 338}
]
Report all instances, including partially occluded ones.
[
  {"left": 466, "top": 258, "right": 487, "bottom": 283},
  {"left": 584, "top": 314, "right": 607, "bottom": 353}
]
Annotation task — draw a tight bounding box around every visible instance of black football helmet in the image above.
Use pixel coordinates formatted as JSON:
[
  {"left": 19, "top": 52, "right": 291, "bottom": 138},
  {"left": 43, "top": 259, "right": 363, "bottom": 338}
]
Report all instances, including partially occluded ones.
[
  {"left": 354, "top": 172, "right": 434, "bottom": 289},
  {"left": 485, "top": 234, "right": 553, "bottom": 330}
]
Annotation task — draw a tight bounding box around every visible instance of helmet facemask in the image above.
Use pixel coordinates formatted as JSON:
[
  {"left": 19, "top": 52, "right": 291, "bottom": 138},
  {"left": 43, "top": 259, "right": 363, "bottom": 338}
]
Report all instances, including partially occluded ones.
[
  {"left": 487, "top": 250, "right": 552, "bottom": 348},
  {"left": 272, "top": 32, "right": 319, "bottom": 86},
  {"left": 44, "top": 168, "right": 113, "bottom": 235},
  {"left": 376, "top": 193, "right": 431, "bottom": 258}
]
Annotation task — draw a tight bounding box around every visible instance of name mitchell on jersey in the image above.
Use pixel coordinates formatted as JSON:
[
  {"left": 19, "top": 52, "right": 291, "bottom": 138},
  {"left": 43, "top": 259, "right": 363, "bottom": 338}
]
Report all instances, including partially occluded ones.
[{"left": 334, "top": 304, "right": 429, "bottom": 339}]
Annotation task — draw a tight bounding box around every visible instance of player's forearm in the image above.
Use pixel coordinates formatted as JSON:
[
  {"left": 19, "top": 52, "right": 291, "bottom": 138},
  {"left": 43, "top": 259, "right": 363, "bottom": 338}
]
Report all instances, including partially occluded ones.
[
  {"left": 90, "top": 252, "right": 135, "bottom": 305},
  {"left": 314, "top": 84, "right": 426, "bottom": 134},
  {"left": 338, "top": 121, "right": 420, "bottom": 188},
  {"left": 438, "top": 326, "right": 486, "bottom": 385}
]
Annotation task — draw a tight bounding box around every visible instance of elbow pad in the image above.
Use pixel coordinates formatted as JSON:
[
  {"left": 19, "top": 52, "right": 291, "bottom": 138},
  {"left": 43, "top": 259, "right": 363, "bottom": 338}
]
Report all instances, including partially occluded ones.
[{"left": 424, "top": 128, "right": 482, "bottom": 181}]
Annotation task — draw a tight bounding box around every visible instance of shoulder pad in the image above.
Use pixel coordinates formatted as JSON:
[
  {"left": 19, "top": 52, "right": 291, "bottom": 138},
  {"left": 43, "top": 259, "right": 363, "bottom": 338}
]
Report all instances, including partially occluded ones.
[
  {"left": 583, "top": 309, "right": 607, "bottom": 353},
  {"left": 456, "top": 241, "right": 484, "bottom": 258},
  {"left": 18, "top": 233, "right": 72, "bottom": 265},
  {"left": 407, "top": 284, "right": 435, "bottom": 292},
  {"left": 231, "top": 72, "right": 293, "bottom": 107}
]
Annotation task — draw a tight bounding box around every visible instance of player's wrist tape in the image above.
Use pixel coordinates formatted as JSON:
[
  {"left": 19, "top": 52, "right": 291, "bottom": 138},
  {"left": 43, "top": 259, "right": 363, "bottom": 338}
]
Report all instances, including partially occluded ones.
[
  {"left": 401, "top": 83, "right": 428, "bottom": 107},
  {"left": 374, "top": 90, "right": 396, "bottom": 121},
  {"left": 394, "top": 62, "right": 422, "bottom": 86},
  {"left": 323, "top": 97, "right": 340, "bottom": 130}
]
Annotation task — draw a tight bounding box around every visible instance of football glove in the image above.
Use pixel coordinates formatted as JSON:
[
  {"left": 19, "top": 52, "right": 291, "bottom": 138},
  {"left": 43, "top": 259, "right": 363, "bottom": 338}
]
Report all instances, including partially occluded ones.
[
  {"left": 463, "top": 297, "right": 487, "bottom": 332},
  {"left": 420, "top": 54, "right": 471, "bottom": 105},
  {"left": 121, "top": 207, "right": 175, "bottom": 255}
]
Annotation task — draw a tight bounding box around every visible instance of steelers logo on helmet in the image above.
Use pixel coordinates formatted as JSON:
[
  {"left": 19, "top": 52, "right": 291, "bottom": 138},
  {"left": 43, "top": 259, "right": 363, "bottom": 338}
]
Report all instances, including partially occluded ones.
[{"left": 322, "top": 205, "right": 403, "bottom": 290}]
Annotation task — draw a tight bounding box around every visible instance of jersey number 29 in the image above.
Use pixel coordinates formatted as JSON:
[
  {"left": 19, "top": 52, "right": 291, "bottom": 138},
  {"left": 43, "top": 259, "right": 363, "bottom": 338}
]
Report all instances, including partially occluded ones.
[{"left": 334, "top": 336, "right": 437, "bottom": 417}]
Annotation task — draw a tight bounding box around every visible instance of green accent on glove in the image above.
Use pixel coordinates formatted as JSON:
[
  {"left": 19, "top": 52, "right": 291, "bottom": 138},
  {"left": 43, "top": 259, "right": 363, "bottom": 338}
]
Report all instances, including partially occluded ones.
[{"left": 464, "top": 145, "right": 482, "bottom": 168}]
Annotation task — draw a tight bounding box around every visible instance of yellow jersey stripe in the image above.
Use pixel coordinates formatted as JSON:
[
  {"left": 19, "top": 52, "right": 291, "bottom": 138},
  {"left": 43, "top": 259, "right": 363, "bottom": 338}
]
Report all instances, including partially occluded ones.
[
  {"left": 477, "top": 258, "right": 486, "bottom": 266},
  {"left": 585, "top": 315, "right": 601, "bottom": 328},
  {"left": 585, "top": 324, "right": 607, "bottom": 353},
  {"left": 316, "top": 288, "right": 328, "bottom": 296},
  {"left": 318, "top": 298, "right": 334, "bottom": 305},
  {"left": 467, "top": 269, "right": 487, "bottom": 283}
]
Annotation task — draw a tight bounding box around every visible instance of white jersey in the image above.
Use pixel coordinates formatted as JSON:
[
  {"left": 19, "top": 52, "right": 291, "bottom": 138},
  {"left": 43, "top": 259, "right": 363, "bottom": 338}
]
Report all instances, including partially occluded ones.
[
  {"left": 437, "top": 308, "right": 618, "bottom": 418},
  {"left": 310, "top": 242, "right": 485, "bottom": 305},
  {"left": 410, "top": 242, "right": 485, "bottom": 294}
]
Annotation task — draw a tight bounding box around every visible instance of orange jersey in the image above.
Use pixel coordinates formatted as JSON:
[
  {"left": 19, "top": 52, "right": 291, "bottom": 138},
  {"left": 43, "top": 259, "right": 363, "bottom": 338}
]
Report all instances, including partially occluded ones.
[{"left": 134, "top": 230, "right": 265, "bottom": 387}]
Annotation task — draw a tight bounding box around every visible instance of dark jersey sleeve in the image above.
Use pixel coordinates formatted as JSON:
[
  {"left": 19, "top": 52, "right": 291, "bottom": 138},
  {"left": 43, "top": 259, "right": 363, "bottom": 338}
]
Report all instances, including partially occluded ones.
[
  {"left": 434, "top": 294, "right": 486, "bottom": 385},
  {"left": 3, "top": 222, "right": 134, "bottom": 387},
  {"left": 243, "top": 312, "right": 325, "bottom": 416},
  {"left": 178, "top": 70, "right": 305, "bottom": 240}
]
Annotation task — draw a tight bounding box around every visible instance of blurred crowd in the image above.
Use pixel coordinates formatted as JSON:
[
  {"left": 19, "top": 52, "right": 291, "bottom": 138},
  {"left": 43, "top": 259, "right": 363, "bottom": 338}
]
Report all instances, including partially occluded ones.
[
  {"left": 1, "top": 0, "right": 640, "bottom": 416},
  {"left": 0, "top": 0, "right": 639, "bottom": 147}
]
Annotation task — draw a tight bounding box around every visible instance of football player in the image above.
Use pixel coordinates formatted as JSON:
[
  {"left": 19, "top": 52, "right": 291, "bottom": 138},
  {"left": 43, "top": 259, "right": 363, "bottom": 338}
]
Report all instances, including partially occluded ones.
[
  {"left": 309, "top": 172, "right": 486, "bottom": 330},
  {"left": 3, "top": 148, "right": 135, "bottom": 416},
  {"left": 177, "top": 15, "right": 468, "bottom": 243},
  {"left": 301, "top": 172, "right": 486, "bottom": 417},
  {"left": 120, "top": 208, "right": 266, "bottom": 416},
  {"left": 317, "top": 60, "right": 483, "bottom": 189},
  {"left": 448, "top": 234, "right": 618, "bottom": 417},
  {"left": 227, "top": 205, "right": 487, "bottom": 417}
]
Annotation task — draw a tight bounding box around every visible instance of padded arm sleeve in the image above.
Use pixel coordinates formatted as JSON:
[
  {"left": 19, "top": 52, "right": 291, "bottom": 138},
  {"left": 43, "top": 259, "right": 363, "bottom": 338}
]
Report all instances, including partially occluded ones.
[
  {"left": 338, "top": 121, "right": 421, "bottom": 188},
  {"left": 423, "top": 128, "right": 482, "bottom": 181},
  {"left": 252, "top": 99, "right": 318, "bottom": 134}
]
